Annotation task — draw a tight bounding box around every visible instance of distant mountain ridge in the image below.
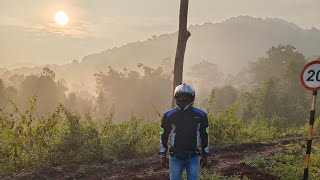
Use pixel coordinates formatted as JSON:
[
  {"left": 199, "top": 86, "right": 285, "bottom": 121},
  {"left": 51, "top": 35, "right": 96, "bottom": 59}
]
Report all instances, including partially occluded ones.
[{"left": 7, "top": 16, "right": 320, "bottom": 91}]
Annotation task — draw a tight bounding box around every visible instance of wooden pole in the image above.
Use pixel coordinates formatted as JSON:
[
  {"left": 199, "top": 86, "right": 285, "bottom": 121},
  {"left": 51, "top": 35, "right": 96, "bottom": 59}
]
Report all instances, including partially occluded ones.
[{"left": 172, "top": 0, "right": 191, "bottom": 108}]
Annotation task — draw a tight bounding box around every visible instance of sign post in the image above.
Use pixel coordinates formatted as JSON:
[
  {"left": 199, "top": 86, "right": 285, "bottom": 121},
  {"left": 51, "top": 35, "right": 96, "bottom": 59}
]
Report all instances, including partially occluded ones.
[{"left": 300, "top": 60, "right": 320, "bottom": 180}]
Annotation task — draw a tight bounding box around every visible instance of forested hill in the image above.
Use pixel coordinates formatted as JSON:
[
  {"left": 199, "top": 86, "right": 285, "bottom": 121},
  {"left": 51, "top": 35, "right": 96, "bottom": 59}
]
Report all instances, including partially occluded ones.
[
  {"left": 79, "top": 16, "right": 320, "bottom": 74},
  {"left": 7, "top": 16, "right": 320, "bottom": 87}
]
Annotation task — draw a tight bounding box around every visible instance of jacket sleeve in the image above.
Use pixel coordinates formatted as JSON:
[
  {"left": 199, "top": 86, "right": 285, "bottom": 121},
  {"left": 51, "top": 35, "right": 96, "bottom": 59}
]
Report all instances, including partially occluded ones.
[
  {"left": 160, "top": 113, "right": 171, "bottom": 155},
  {"left": 200, "top": 113, "right": 209, "bottom": 156}
]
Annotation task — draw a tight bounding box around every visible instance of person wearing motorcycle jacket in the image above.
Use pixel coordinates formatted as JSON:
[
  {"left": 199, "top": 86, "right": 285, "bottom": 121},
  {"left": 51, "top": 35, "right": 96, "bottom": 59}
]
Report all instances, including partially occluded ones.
[{"left": 160, "top": 83, "right": 209, "bottom": 180}]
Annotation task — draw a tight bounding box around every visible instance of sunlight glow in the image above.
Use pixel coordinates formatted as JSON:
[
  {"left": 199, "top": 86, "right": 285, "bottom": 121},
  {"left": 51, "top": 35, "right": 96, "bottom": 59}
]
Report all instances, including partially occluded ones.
[{"left": 54, "top": 11, "right": 69, "bottom": 26}]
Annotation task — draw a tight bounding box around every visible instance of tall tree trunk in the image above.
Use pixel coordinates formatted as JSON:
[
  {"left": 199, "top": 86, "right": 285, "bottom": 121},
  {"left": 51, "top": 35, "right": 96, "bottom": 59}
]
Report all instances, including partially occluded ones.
[{"left": 172, "top": 0, "right": 191, "bottom": 108}]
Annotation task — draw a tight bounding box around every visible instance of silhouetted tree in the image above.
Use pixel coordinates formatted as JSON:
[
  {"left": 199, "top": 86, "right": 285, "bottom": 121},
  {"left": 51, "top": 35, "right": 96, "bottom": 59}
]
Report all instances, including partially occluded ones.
[
  {"left": 0, "top": 79, "right": 18, "bottom": 108},
  {"left": 64, "top": 92, "right": 93, "bottom": 114},
  {"left": 248, "top": 44, "right": 305, "bottom": 87},
  {"left": 239, "top": 44, "right": 309, "bottom": 127},
  {"left": 188, "top": 60, "right": 222, "bottom": 101},
  {"left": 172, "top": 0, "right": 191, "bottom": 107},
  {"left": 204, "top": 86, "right": 238, "bottom": 114},
  {"left": 95, "top": 65, "right": 171, "bottom": 121},
  {"left": 18, "top": 68, "right": 67, "bottom": 115}
]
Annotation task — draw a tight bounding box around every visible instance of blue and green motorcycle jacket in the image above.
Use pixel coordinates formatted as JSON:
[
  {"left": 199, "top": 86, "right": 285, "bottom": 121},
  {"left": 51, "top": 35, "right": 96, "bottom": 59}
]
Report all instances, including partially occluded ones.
[{"left": 160, "top": 106, "right": 209, "bottom": 158}]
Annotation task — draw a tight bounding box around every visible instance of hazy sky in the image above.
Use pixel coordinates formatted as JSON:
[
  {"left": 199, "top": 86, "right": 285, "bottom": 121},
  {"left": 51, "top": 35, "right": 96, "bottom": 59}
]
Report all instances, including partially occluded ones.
[{"left": 1, "top": 0, "right": 320, "bottom": 68}]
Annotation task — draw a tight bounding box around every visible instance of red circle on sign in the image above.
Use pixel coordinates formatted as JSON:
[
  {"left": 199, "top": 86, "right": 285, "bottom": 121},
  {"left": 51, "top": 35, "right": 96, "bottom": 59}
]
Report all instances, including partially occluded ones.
[{"left": 300, "top": 60, "right": 320, "bottom": 91}]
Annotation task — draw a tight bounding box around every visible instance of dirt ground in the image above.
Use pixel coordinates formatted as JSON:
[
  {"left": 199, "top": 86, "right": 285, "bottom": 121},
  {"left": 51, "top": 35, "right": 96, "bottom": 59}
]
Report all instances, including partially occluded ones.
[{"left": 1, "top": 136, "right": 307, "bottom": 180}]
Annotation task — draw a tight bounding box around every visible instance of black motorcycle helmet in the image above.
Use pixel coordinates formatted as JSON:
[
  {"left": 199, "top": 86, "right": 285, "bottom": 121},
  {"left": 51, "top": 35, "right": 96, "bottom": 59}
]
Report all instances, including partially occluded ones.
[{"left": 174, "top": 83, "right": 195, "bottom": 110}]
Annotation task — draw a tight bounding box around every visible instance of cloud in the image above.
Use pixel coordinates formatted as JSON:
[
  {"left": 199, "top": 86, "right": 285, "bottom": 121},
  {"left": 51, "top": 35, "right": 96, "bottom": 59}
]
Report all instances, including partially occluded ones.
[
  {"left": 29, "top": 21, "right": 92, "bottom": 38},
  {"left": 89, "top": 16, "right": 177, "bottom": 41}
]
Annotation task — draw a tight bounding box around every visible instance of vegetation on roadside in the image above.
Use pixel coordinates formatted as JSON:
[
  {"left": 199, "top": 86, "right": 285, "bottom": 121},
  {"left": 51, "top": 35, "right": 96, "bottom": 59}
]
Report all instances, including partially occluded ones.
[
  {"left": 242, "top": 142, "right": 320, "bottom": 180},
  {"left": 1, "top": 44, "right": 320, "bottom": 178},
  {"left": 1, "top": 101, "right": 317, "bottom": 176}
]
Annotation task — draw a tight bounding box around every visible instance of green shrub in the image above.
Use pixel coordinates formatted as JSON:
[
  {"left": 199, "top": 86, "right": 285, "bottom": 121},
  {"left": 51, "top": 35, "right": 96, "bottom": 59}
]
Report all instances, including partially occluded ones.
[
  {"left": 101, "top": 114, "right": 158, "bottom": 159},
  {"left": 209, "top": 106, "right": 246, "bottom": 145},
  {"left": 50, "top": 107, "right": 103, "bottom": 164},
  {"left": 209, "top": 106, "right": 278, "bottom": 145},
  {"left": 243, "top": 118, "right": 277, "bottom": 141},
  {"left": 242, "top": 143, "right": 320, "bottom": 180}
]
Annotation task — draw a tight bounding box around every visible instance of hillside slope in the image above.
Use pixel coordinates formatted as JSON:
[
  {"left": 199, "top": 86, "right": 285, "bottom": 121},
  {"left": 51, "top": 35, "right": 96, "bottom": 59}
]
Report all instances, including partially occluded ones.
[{"left": 7, "top": 16, "right": 320, "bottom": 91}]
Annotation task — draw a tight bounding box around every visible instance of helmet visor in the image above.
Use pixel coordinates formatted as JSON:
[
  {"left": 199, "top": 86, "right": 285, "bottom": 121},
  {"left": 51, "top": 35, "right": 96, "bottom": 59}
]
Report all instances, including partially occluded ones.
[{"left": 175, "top": 93, "right": 194, "bottom": 109}]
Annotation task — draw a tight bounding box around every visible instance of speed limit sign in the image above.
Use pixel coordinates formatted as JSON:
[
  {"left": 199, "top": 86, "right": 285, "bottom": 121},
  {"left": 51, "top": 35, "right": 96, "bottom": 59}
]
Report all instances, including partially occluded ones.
[
  {"left": 301, "top": 60, "right": 320, "bottom": 91},
  {"left": 301, "top": 60, "right": 320, "bottom": 179}
]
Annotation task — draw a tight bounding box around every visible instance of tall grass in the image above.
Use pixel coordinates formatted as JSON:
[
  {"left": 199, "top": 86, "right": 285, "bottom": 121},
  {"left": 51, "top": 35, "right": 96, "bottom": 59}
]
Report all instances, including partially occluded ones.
[{"left": 0, "top": 102, "right": 308, "bottom": 174}]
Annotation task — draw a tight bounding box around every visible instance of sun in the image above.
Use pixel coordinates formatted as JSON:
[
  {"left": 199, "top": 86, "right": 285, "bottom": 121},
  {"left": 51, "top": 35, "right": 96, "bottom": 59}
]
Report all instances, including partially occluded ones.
[{"left": 54, "top": 11, "right": 69, "bottom": 26}]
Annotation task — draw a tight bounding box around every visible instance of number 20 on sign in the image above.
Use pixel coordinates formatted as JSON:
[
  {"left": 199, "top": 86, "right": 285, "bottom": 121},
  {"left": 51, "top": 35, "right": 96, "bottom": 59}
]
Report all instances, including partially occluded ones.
[
  {"left": 300, "top": 60, "right": 320, "bottom": 180},
  {"left": 301, "top": 60, "right": 320, "bottom": 91}
]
